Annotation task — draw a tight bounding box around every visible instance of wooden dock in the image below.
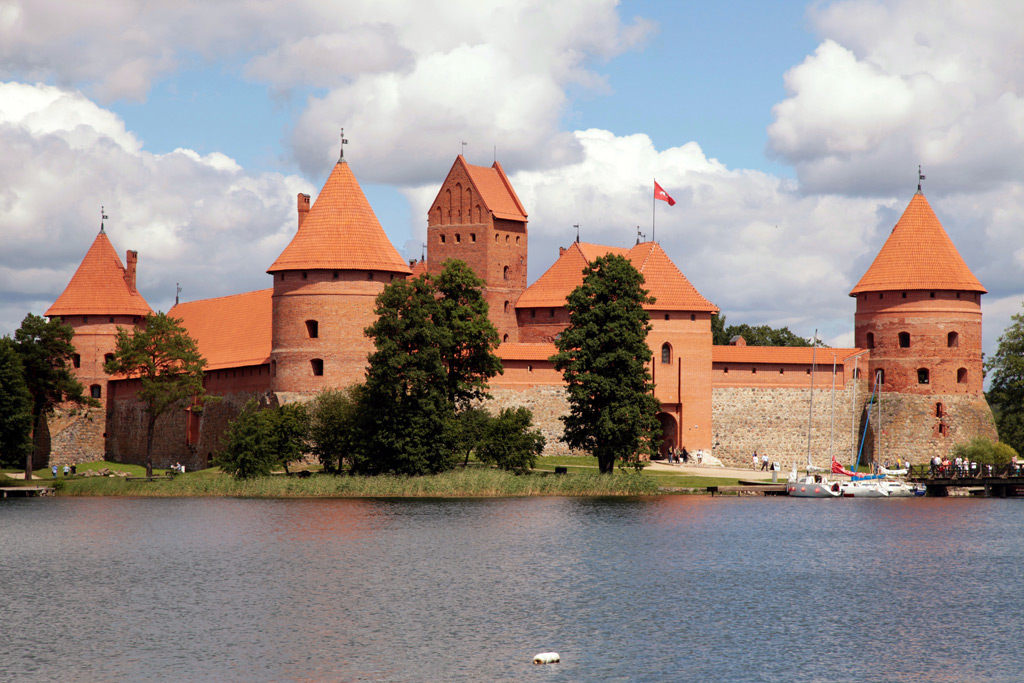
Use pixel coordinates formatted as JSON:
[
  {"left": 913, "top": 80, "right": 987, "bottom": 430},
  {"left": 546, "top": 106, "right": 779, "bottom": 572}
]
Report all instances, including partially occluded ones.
[{"left": 1, "top": 486, "right": 54, "bottom": 498}]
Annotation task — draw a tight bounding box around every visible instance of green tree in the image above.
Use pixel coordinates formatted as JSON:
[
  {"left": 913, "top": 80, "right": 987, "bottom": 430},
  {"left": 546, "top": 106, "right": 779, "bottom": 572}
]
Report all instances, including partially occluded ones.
[
  {"left": 14, "top": 313, "right": 89, "bottom": 477},
  {"left": 552, "top": 254, "right": 662, "bottom": 473},
  {"left": 951, "top": 437, "right": 1018, "bottom": 467},
  {"left": 453, "top": 406, "right": 492, "bottom": 467},
  {"left": 0, "top": 337, "right": 34, "bottom": 468},
  {"left": 476, "top": 407, "right": 546, "bottom": 474},
  {"left": 986, "top": 303, "right": 1024, "bottom": 455},
  {"left": 355, "top": 276, "right": 456, "bottom": 475},
  {"left": 104, "top": 312, "right": 209, "bottom": 479},
  {"left": 309, "top": 387, "right": 363, "bottom": 473},
  {"left": 711, "top": 313, "right": 813, "bottom": 347},
  {"left": 217, "top": 400, "right": 309, "bottom": 478},
  {"left": 433, "top": 259, "right": 503, "bottom": 410}
]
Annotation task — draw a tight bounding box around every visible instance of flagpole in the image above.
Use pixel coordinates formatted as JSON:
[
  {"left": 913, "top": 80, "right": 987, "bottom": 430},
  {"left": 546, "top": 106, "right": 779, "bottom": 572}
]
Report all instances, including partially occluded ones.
[{"left": 652, "top": 178, "right": 656, "bottom": 243}]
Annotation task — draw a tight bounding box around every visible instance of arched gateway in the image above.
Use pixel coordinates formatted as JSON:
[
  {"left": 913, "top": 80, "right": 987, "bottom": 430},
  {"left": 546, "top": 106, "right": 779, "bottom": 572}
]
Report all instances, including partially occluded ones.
[{"left": 656, "top": 412, "right": 677, "bottom": 459}]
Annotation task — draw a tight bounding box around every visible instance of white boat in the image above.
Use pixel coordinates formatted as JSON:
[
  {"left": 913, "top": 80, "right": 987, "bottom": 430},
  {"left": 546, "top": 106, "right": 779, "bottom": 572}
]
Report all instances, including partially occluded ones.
[
  {"left": 787, "top": 473, "right": 841, "bottom": 497},
  {"left": 840, "top": 478, "right": 889, "bottom": 497},
  {"left": 880, "top": 479, "right": 926, "bottom": 497}
]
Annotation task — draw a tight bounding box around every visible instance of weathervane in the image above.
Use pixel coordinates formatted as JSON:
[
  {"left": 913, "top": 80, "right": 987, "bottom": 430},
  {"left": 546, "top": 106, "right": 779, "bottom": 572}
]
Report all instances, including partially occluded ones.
[
  {"left": 573, "top": 223, "right": 580, "bottom": 243},
  {"left": 421, "top": 242, "right": 427, "bottom": 262},
  {"left": 176, "top": 283, "right": 182, "bottom": 306},
  {"left": 339, "top": 128, "right": 348, "bottom": 162},
  {"left": 461, "top": 140, "right": 468, "bottom": 156},
  {"left": 636, "top": 225, "right": 646, "bottom": 245},
  {"left": 100, "top": 205, "right": 108, "bottom": 232},
  {"left": 917, "top": 165, "right": 926, "bottom": 193}
]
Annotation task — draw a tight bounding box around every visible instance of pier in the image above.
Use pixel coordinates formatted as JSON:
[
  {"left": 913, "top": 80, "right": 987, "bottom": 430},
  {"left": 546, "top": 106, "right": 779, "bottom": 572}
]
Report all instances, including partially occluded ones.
[
  {"left": 906, "top": 464, "right": 1024, "bottom": 497},
  {"left": 1, "top": 486, "right": 54, "bottom": 498}
]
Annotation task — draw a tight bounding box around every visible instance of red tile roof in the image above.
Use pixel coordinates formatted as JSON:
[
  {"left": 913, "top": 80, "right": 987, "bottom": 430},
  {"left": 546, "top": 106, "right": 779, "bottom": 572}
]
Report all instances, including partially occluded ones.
[
  {"left": 459, "top": 156, "right": 527, "bottom": 221},
  {"left": 498, "top": 342, "right": 558, "bottom": 361},
  {"left": 169, "top": 289, "right": 272, "bottom": 370},
  {"left": 268, "top": 160, "right": 411, "bottom": 275},
  {"left": 46, "top": 230, "right": 153, "bottom": 318},
  {"left": 516, "top": 241, "right": 717, "bottom": 312},
  {"left": 712, "top": 346, "right": 863, "bottom": 365},
  {"left": 850, "top": 192, "right": 985, "bottom": 295}
]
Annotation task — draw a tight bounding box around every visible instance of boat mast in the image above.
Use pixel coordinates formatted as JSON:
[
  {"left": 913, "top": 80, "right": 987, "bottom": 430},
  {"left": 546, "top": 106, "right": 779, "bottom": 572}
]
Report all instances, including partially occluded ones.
[
  {"left": 805, "top": 330, "right": 817, "bottom": 468},
  {"left": 876, "top": 369, "right": 883, "bottom": 467},
  {"left": 828, "top": 354, "right": 836, "bottom": 465}
]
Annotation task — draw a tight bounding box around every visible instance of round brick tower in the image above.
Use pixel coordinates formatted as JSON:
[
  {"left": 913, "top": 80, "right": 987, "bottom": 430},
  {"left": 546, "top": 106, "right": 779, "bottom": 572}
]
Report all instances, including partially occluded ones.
[
  {"left": 45, "top": 221, "right": 153, "bottom": 463},
  {"left": 849, "top": 189, "right": 996, "bottom": 459},
  {"left": 267, "top": 157, "right": 411, "bottom": 395}
]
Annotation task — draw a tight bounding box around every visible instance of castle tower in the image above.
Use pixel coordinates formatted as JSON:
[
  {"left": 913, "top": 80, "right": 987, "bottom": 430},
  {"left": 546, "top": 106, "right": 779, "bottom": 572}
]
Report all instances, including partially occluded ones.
[
  {"left": 267, "top": 157, "right": 411, "bottom": 395},
  {"left": 849, "top": 190, "right": 996, "bottom": 458},
  {"left": 46, "top": 223, "right": 153, "bottom": 406},
  {"left": 426, "top": 156, "right": 528, "bottom": 343}
]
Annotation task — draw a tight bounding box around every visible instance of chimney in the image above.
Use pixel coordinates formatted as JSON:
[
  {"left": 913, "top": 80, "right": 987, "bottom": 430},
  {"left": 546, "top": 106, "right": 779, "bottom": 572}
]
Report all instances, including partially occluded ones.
[
  {"left": 297, "top": 193, "right": 311, "bottom": 229},
  {"left": 125, "top": 250, "right": 138, "bottom": 293},
  {"left": 559, "top": 246, "right": 566, "bottom": 256}
]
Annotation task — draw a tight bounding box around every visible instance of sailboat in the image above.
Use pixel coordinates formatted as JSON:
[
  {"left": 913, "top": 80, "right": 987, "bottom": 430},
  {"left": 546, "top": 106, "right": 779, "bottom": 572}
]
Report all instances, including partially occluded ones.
[{"left": 787, "top": 331, "right": 841, "bottom": 498}]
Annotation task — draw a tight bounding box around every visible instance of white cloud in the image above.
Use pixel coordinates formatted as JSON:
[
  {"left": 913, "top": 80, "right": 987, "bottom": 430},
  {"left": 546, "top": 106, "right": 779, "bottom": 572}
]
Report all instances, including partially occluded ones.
[{"left": 0, "top": 82, "right": 306, "bottom": 336}]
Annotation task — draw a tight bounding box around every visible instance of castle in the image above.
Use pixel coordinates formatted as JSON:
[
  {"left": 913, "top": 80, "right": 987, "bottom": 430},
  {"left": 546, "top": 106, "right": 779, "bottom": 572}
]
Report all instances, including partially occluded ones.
[{"left": 42, "top": 151, "right": 997, "bottom": 470}]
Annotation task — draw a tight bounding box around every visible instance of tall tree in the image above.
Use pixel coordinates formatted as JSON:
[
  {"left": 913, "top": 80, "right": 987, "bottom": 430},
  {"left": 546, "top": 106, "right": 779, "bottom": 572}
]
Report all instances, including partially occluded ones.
[
  {"left": 433, "top": 259, "right": 503, "bottom": 410},
  {"left": 217, "top": 400, "right": 309, "bottom": 479},
  {"left": 552, "top": 254, "right": 662, "bottom": 473},
  {"left": 104, "top": 312, "right": 208, "bottom": 479},
  {"left": 0, "top": 337, "right": 34, "bottom": 469},
  {"left": 14, "top": 313, "right": 89, "bottom": 478},
  {"left": 355, "top": 276, "right": 455, "bottom": 475},
  {"left": 986, "top": 303, "right": 1024, "bottom": 455}
]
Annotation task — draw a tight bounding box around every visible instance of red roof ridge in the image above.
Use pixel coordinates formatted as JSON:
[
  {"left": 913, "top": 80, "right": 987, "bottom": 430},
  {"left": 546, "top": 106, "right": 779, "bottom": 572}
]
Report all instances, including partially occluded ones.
[
  {"left": 268, "top": 160, "right": 411, "bottom": 274},
  {"left": 46, "top": 229, "right": 153, "bottom": 318},
  {"left": 169, "top": 288, "right": 272, "bottom": 370},
  {"left": 850, "top": 192, "right": 985, "bottom": 295},
  {"left": 456, "top": 156, "right": 528, "bottom": 222}
]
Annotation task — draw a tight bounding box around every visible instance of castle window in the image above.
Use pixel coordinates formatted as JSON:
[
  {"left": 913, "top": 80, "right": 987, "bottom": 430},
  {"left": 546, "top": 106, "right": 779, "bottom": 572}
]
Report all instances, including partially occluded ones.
[
  {"left": 311, "top": 359, "right": 324, "bottom": 376},
  {"left": 664, "top": 314, "right": 670, "bottom": 320},
  {"left": 918, "top": 368, "right": 929, "bottom": 384},
  {"left": 109, "top": 316, "right": 114, "bottom": 323},
  {"left": 549, "top": 308, "right": 555, "bottom": 318},
  {"left": 948, "top": 331, "right": 959, "bottom": 348},
  {"left": 902, "top": 292, "right": 907, "bottom": 298},
  {"left": 516, "top": 236, "right": 520, "bottom": 245},
  {"left": 853, "top": 368, "right": 860, "bottom": 379},
  {"left": 455, "top": 233, "right": 461, "bottom": 243},
  {"left": 779, "top": 368, "right": 784, "bottom": 375},
  {"left": 368, "top": 272, "right": 374, "bottom": 280},
  {"left": 503, "top": 266, "right": 509, "bottom": 280},
  {"left": 302, "top": 272, "right": 307, "bottom": 280},
  {"left": 936, "top": 402, "right": 944, "bottom": 418},
  {"left": 939, "top": 423, "right": 946, "bottom": 436},
  {"left": 503, "top": 334, "right": 509, "bottom": 343},
  {"left": 471, "top": 233, "right": 476, "bottom": 243},
  {"left": 876, "top": 369, "right": 885, "bottom": 386},
  {"left": 527, "top": 364, "right": 533, "bottom": 372},
  {"left": 898, "top": 332, "right": 910, "bottom": 348},
  {"left": 104, "top": 353, "right": 114, "bottom": 364},
  {"left": 866, "top": 332, "right": 874, "bottom": 349},
  {"left": 505, "top": 235, "right": 510, "bottom": 243},
  {"left": 441, "top": 234, "right": 446, "bottom": 244},
  {"left": 690, "top": 314, "right": 696, "bottom": 321},
  {"left": 958, "top": 367, "right": 968, "bottom": 384},
  {"left": 90, "top": 384, "right": 101, "bottom": 399},
  {"left": 956, "top": 292, "right": 961, "bottom": 299},
  {"left": 661, "top": 343, "right": 672, "bottom": 365},
  {"left": 930, "top": 292, "right": 935, "bottom": 298},
  {"left": 530, "top": 309, "right": 536, "bottom": 319},
  {"left": 879, "top": 293, "right": 883, "bottom": 300},
  {"left": 504, "top": 301, "right": 509, "bottom": 313},
  {"left": 495, "top": 234, "right": 499, "bottom": 242},
  {"left": 724, "top": 366, "right": 729, "bottom": 374},
  {"left": 806, "top": 368, "right": 811, "bottom": 375},
  {"left": 333, "top": 271, "right": 338, "bottom": 279},
  {"left": 83, "top": 316, "right": 89, "bottom": 323},
  {"left": 752, "top": 367, "right": 757, "bottom": 374},
  {"left": 73, "top": 354, "right": 81, "bottom": 369},
  {"left": 305, "top": 320, "right": 319, "bottom": 338}
]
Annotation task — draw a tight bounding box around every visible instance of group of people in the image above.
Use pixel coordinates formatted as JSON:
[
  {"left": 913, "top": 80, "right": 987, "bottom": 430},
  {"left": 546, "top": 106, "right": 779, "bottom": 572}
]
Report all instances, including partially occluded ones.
[
  {"left": 666, "top": 446, "right": 692, "bottom": 465},
  {"left": 50, "top": 463, "right": 76, "bottom": 478},
  {"left": 930, "top": 455, "right": 999, "bottom": 477},
  {"left": 171, "top": 462, "right": 186, "bottom": 474},
  {"left": 751, "top": 451, "right": 781, "bottom": 472}
]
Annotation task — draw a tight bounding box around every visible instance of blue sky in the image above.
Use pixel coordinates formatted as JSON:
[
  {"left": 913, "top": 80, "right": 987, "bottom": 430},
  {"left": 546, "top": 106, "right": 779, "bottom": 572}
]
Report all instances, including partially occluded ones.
[{"left": 1, "top": 0, "right": 1023, "bottom": 358}]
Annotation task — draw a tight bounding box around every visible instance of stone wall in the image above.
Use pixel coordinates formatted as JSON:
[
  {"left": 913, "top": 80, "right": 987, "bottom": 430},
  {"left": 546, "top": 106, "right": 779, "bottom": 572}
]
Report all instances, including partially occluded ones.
[
  {"left": 486, "top": 386, "right": 575, "bottom": 456},
  {"left": 45, "top": 405, "right": 107, "bottom": 466},
  {"left": 711, "top": 380, "right": 868, "bottom": 469}
]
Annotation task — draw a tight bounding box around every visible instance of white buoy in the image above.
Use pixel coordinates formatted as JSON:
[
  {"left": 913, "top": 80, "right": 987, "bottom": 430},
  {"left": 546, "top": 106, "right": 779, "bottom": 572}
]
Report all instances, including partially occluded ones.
[{"left": 533, "top": 652, "right": 560, "bottom": 664}]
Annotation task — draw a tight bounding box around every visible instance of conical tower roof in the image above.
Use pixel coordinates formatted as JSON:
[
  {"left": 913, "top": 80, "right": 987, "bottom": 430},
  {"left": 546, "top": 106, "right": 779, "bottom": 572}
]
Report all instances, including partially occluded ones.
[
  {"left": 46, "top": 229, "right": 153, "bottom": 317},
  {"left": 267, "top": 160, "right": 411, "bottom": 274},
  {"left": 850, "top": 192, "right": 985, "bottom": 295}
]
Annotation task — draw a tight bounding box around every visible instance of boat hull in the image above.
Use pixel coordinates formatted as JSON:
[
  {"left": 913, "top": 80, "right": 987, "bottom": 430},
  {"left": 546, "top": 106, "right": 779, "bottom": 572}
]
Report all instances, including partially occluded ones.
[{"left": 787, "top": 476, "right": 841, "bottom": 498}]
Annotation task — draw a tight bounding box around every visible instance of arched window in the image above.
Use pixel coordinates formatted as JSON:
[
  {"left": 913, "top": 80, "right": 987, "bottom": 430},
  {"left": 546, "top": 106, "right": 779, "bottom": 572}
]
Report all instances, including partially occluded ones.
[
  {"left": 948, "top": 331, "right": 959, "bottom": 348},
  {"left": 899, "top": 332, "right": 910, "bottom": 348},
  {"left": 957, "top": 367, "right": 968, "bottom": 384},
  {"left": 936, "top": 402, "right": 944, "bottom": 418},
  {"left": 72, "top": 354, "right": 81, "bottom": 369},
  {"left": 503, "top": 334, "right": 509, "bottom": 343},
  {"left": 90, "top": 384, "right": 101, "bottom": 399},
  {"left": 918, "top": 368, "right": 929, "bottom": 384},
  {"left": 875, "top": 369, "right": 885, "bottom": 387},
  {"left": 690, "top": 314, "right": 696, "bottom": 321},
  {"left": 440, "top": 234, "right": 446, "bottom": 244},
  {"left": 505, "top": 235, "right": 510, "bottom": 243},
  {"left": 503, "top": 301, "right": 509, "bottom": 313},
  {"left": 305, "top": 320, "right": 319, "bottom": 338},
  {"left": 866, "top": 332, "right": 874, "bottom": 349},
  {"left": 455, "top": 233, "right": 461, "bottom": 243},
  {"left": 104, "top": 353, "right": 114, "bottom": 364},
  {"left": 311, "top": 359, "right": 324, "bottom": 376},
  {"left": 503, "top": 266, "right": 509, "bottom": 280},
  {"left": 471, "top": 233, "right": 476, "bottom": 243},
  {"left": 661, "top": 342, "right": 672, "bottom": 365}
]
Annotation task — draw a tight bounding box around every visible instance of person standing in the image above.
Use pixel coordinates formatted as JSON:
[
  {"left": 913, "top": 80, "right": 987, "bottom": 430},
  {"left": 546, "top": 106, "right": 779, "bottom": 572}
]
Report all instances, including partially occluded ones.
[
  {"left": 761, "top": 453, "right": 769, "bottom": 471},
  {"left": 51, "top": 465, "right": 57, "bottom": 478},
  {"left": 752, "top": 451, "right": 758, "bottom": 469}
]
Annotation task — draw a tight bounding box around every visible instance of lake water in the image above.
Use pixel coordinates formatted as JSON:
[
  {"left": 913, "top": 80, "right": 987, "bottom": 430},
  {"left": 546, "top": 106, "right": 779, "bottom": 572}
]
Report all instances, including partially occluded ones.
[{"left": 2, "top": 495, "right": 1023, "bottom": 682}]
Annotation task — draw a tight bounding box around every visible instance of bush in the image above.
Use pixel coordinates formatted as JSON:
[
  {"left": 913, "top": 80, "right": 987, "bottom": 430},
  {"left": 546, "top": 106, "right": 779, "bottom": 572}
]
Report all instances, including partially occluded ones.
[
  {"left": 217, "top": 399, "right": 309, "bottom": 479},
  {"left": 476, "top": 407, "right": 546, "bottom": 474},
  {"left": 308, "top": 387, "right": 362, "bottom": 473},
  {"left": 951, "top": 437, "right": 1018, "bottom": 466}
]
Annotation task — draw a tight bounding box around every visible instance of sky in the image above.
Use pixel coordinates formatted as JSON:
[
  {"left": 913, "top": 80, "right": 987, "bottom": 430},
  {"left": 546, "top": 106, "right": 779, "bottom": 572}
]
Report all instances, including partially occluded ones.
[{"left": 2, "top": 0, "right": 1023, "bottom": 361}]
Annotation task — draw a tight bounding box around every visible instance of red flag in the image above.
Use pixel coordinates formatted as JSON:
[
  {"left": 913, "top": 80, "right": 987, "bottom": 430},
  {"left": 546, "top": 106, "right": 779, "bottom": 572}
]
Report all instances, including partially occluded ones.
[{"left": 654, "top": 181, "right": 676, "bottom": 206}]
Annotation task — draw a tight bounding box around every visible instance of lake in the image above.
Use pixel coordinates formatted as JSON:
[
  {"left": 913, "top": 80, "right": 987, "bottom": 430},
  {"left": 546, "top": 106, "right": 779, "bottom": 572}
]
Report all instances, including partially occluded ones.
[{"left": 2, "top": 495, "right": 1022, "bottom": 682}]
